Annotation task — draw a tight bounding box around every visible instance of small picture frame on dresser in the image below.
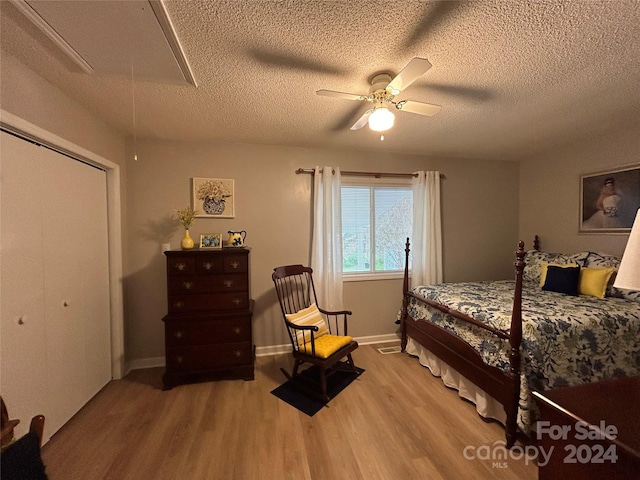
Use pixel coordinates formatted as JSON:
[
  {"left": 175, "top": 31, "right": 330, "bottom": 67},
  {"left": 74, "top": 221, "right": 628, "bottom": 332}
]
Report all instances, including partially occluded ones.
[{"left": 199, "top": 233, "right": 222, "bottom": 249}]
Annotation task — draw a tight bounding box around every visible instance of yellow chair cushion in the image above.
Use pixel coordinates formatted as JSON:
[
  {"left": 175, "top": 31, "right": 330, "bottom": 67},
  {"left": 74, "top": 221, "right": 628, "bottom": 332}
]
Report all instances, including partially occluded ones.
[
  {"left": 299, "top": 334, "right": 353, "bottom": 358},
  {"left": 539, "top": 262, "right": 578, "bottom": 287},
  {"left": 285, "top": 303, "right": 329, "bottom": 345},
  {"left": 578, "top": 267, "right": 615, "bottom": 298}
]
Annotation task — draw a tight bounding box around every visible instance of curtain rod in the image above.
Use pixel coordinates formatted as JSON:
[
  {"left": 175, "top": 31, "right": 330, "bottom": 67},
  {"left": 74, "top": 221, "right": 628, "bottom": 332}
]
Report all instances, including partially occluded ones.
[{"left": 295, "top": 168, "right": 445, "bottom": 179}]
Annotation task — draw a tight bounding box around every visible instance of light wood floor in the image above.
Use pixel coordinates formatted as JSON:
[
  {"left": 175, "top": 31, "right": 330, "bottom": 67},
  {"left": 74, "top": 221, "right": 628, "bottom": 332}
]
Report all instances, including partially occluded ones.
[{"left": 41, "top": 344, "right": 537, "bottom": 479}]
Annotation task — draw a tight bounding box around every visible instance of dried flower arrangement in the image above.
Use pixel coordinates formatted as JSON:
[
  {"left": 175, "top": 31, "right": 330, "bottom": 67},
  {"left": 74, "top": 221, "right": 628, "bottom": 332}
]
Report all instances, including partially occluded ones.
[
  {"left": 196, "top": 179, "right": 232, "bottom": 201},
  {"left": 175, "top": 206, "right": 198, "bottom": 229}
]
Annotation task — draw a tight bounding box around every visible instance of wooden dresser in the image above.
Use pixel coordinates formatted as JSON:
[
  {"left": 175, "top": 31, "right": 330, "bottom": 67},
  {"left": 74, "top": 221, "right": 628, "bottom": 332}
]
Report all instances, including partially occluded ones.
[
  {"left": 162, "top": 247, "right": 254, "bottom": 390},
  {"left": 534, "top": 377, "right": 640, "bottom": 480}
]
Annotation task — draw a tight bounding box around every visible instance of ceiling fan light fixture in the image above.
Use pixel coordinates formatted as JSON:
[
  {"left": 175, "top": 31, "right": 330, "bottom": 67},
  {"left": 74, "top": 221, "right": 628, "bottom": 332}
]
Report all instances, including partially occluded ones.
[{"left": 368, "top": 107, "right": 395, "bottom": 131}]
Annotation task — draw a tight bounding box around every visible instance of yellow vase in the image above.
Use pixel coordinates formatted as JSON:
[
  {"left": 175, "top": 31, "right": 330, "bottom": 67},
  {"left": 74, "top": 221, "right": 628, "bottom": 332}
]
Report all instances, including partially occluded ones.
[{"left": 181, "top": 229, "right": 195, "bottom": 250}]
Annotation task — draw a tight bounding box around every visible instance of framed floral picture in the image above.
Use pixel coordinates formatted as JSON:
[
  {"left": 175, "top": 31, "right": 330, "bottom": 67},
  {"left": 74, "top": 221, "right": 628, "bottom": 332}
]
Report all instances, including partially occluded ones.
[
  {"left": 580, "top": 164, "right": 640, "bottom": 233},
  {"left": 192, "top": 178, "right": 235, "bottom": 218},
  {"left": 199, "top": 233, "right": 222, "bottom": 249}
]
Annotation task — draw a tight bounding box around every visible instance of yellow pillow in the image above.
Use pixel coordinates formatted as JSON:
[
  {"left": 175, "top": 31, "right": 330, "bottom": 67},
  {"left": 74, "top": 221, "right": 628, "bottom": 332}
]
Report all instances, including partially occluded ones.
[
  {"left": 539, "top": 262, "right": 578, "bottom": 288},
  {"left": 578, "top": 267, "right": 615, "bottom": 298},
  {"left": 285, "top": 303, "right": 328, "bottom": 345},
  {"left": 298, "top": 334, "right": 353, "bottom": 358}
]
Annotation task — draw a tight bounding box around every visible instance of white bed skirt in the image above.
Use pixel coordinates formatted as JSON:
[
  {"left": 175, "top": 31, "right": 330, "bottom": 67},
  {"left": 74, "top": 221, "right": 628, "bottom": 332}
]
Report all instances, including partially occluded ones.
[{"left": 405, "top": 336, "right": 507, "bottom": 425}]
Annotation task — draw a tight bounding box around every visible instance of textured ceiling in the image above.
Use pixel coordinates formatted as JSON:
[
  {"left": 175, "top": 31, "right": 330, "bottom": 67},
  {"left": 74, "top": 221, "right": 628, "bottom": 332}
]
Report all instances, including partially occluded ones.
[{"left": 1, "top": 0, "right": 639, "bottom": 161}]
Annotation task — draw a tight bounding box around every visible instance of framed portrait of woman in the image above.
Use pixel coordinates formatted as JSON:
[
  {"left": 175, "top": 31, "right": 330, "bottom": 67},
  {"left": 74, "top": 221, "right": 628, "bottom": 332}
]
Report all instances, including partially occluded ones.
[{"left": 580, "top": 164, "right": 640, "bottom": 233}]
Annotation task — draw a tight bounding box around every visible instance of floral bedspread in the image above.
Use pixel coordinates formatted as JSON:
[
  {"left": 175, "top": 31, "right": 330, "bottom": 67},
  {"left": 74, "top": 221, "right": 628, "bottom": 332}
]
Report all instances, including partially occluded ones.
[{"left": 405, "top": 280, "right": 640, "bottom": 431}]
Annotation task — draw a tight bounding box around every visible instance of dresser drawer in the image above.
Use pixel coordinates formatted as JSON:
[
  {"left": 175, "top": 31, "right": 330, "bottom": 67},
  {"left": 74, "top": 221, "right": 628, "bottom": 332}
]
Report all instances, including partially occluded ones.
[
  {"left": 168, "top": 292, "right": 249, "bottom": 313},
  {"left": 168, "top": 255, "right": 227, "bottom": 275},
  {"left": 194, "top": 256, "right": 223, "bottom": 274},
  {"left": 167, "top": 256, "right": 195, "bottom": 275},
  {"left": 168, "top": 273, "right": 248, "bottom": 294},
  {"left": 223, "top": 254, "right": 248, "bottom": 273},
  {"left": 165, "top": 317, "right": 251, "bottom": 347},
  {"left": 165, "top": 341, "right": 253, "bottom": 372}
]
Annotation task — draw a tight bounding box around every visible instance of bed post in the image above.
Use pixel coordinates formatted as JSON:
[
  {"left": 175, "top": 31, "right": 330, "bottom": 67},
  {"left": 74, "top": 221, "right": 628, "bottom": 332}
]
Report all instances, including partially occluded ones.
[
  {"left": 506, "top": 240, "right": 526, "bottom": 448},
  {"left": 400, "top": 237, "right": 410, "bottom": 351}
]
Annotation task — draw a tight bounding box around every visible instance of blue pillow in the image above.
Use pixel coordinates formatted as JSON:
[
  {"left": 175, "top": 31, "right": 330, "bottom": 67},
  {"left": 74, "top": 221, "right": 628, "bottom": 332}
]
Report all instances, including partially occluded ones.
[{"left": 542, "top": 265, "right": 580, "bottom": 296}]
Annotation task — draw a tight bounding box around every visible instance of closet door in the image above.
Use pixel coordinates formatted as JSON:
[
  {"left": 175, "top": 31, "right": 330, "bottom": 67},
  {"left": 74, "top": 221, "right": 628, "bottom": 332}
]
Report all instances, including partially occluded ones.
[
  {"left": 40, "top": 146, "right": 112, "bottom": 435},
  {"left": 0, "top": 133, "right": 49, "bottom": 437},
  {"left": 70, "top": 162, "right": 111, "bottom": 398},
  {"left": 0, "top": 131, "right": 111, "bottom": 440}
]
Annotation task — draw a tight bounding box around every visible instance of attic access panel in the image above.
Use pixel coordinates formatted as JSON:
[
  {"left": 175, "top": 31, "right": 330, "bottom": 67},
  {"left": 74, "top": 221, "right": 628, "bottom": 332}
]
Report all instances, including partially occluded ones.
[{"left": 16, "top": 0, "right": 195, "bottom": 85}]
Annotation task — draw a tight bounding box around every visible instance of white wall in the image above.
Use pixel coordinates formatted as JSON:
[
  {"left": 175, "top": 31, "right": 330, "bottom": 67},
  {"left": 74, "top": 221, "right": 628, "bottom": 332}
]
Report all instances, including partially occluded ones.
[
  {"left": 519, "top": 126, "right": 640, "bottom": 256},
  {"left": 124, "top": 139, "right": 520, "bottom": 362},
  {"left": 0, "top": 52, "right": 126, "bottom": 165}
]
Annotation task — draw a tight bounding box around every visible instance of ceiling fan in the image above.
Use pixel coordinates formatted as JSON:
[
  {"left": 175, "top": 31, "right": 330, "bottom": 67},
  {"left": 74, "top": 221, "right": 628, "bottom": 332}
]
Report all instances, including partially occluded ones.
[{"left": 316, "top": 57, "right": 441, "bottom": 137}]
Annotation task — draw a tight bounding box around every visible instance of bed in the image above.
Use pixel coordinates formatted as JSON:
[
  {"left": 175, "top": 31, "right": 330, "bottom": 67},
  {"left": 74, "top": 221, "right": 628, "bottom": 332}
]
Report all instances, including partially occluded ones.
[{"left": 399, "top": 237, "right": 640, "bottom": 448}]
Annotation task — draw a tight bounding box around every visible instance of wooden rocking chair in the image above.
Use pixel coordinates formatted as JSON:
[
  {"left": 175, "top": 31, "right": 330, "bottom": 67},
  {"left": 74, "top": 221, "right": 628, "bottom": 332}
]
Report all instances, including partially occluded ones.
[{"left": 272, "top": 265, "right": 359, "bottom": 402}]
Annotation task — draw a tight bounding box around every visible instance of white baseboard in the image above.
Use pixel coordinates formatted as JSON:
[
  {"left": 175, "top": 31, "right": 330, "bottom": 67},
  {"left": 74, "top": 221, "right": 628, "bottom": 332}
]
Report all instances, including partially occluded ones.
[
  {"left": 255, "top": 344, "right": 290, "bottom": 357},
  {"left": 125, "top": 356, "right": 165, "bottom": 375},
  {"left": 126, "top": 333, "right": 402, "bottom": 372},
  {"left": 355, "top": 333, "right": 401, "bottom": 345}
]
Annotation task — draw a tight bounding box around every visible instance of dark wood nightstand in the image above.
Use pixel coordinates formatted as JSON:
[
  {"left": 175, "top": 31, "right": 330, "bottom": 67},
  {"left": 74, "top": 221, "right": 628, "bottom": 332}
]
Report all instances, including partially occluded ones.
[{"left": 533, "top": 376, "right": 640, "bottom": 480}]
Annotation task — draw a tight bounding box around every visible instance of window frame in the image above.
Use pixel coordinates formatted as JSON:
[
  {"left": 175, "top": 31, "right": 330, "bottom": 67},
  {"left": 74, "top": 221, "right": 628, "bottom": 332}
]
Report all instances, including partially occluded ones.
[{"left": 341, "top": 176, "right": 412, "bottom": 282}]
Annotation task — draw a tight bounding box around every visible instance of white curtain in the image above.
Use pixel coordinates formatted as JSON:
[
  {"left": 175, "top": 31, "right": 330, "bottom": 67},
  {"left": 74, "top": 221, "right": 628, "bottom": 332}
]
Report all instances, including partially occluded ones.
[
  {"left": 411, "top": 171, "right": 443, "bottom": 287},
  {"left": 310, "top": 166, "right": 344, "bottom": 310}
]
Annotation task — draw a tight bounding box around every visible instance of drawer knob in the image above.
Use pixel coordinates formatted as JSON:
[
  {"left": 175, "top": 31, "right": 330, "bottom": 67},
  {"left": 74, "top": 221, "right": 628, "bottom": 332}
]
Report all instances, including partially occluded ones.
[
  {"left": 183, "top": 281, "right": 193, "bottom": 290},
  {"left": 234, "top": 350, "right": 242, "bottom": 358},
  {"left": 234, "top": 327, "right": 241, "bottom": 335},
  {"left": 174, "top": 301, "right": 184, "bottom": 309},
  {"left": 176, "top": 355, "right": 183, "bottom": 364},
  {"left": 224, "top": 280, "right": 233, "bottom": 288},
  {"left": 203, "top": 262, "right": 212, "bottom": 270},
  {"left": 231, "top": 261, "right": 239, "bottom": 269},
  {"left": 174, "top": 330, "right": 183, "bottom": 339},
  {"left": 175, "top": 262, "right": 186, "bottom": 271},
  {"left": 233, "top": 298, "right": 241, "bottom": 306}
]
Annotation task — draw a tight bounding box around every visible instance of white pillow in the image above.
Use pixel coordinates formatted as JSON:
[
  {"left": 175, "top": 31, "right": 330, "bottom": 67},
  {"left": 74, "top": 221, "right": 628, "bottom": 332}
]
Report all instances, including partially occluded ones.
[{"left": 285, "top": 303, "right": 328, "bottom": 345}]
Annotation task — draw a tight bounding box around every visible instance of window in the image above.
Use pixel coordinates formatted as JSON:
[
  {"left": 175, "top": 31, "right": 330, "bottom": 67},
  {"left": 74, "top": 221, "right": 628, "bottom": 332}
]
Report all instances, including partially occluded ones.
[{"left": 341, "top": 178, "right": 412, "bottom": 278}]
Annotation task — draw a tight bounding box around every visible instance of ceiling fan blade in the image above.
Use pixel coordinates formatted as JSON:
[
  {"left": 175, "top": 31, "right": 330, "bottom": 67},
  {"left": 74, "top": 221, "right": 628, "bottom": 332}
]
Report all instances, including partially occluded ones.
[
  {"left": 317, "top": 90, "right": 367, "bottom": 101},
  {"left": 350, "top": 110, "right": 373, "bottom": 130},
  {"left": 331, "top": 104, "right": 369, "bottom": 132},
  {"left": 387, "top": 57, "right": 432, "bottom": 94},
  {"left": 395, "top": 100, "right": 441, "bottom": 117}
]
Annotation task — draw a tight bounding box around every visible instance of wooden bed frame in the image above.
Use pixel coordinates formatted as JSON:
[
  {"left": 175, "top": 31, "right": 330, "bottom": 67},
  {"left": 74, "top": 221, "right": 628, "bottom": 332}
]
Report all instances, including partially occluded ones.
[{"left": 399, "top": 237, "right": 536, "bottom": 448}]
